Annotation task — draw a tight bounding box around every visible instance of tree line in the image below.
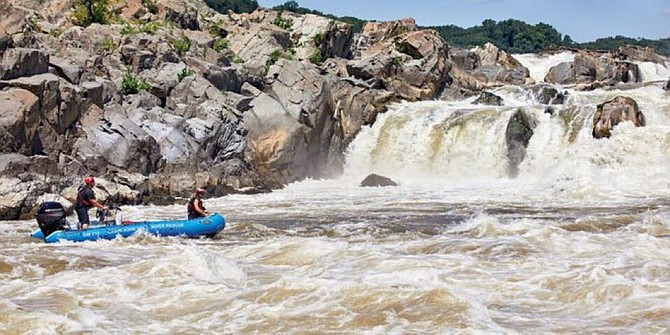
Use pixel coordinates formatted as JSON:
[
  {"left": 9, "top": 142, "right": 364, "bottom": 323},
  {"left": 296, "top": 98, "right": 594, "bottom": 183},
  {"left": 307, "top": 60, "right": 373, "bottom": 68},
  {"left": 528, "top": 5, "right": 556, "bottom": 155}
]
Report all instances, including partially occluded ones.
[
  {"left": 202, "top": 0, "right": 259, "bottom": 15},
  {"left": 206, "top": 0, "right": 670, "bottom": 56}
]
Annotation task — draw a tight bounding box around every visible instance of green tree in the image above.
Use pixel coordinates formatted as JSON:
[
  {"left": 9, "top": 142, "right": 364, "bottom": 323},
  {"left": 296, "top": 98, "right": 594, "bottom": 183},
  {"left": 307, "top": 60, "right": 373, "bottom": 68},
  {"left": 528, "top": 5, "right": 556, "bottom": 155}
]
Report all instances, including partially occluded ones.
[
  {"left": 426, "top": 19, "right": 569, "bottom": 53},
  {"left": 203, "top": 0, "right": 259, "bottom": 14},
  {"left": 272, "top": 1, "right": 365, "bottom": 32},
  {"left": 278, "top": 0, "right": 299, "bottom": 11}
]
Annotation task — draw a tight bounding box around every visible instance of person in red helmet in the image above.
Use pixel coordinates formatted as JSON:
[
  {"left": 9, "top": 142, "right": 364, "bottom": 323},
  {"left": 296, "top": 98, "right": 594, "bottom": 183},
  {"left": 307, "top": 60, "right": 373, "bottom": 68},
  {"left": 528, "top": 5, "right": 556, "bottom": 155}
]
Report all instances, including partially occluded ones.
[
  {"left": 187, "top": 187, "right": 210, "bottom": 219},
  {"left": 75, "top": 176, "right": 107, "bottom": 229}
]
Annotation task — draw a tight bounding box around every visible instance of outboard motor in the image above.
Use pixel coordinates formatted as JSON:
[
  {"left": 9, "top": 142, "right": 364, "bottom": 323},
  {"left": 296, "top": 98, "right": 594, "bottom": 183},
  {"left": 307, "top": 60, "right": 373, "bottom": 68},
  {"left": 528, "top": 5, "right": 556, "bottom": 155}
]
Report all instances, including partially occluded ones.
[{"left": 35, "top": 202, "right": 69, "bottom": 240}]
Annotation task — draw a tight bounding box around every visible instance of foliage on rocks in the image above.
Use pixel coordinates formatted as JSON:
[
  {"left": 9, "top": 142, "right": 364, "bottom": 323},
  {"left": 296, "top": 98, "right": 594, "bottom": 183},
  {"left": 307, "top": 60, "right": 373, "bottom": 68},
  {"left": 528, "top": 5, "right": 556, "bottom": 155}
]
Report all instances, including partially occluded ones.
[
  {"left": 172, "top": 35, "right": 192, "bottom": 56},
  {"left": 71, "top": 0, "right": 110, "bottom": 27},
  {"left": 308, "top": 49, "right": 323, "bottom": 65},
  {"left": 120, "top": 68, "right": 151, "bottom": 94},
  {"left": 177, "top": 67, "right": 195, "bottom": 82},
  {"left": 101, "top": 36, "right": 115, "bottom": 52},
  {"left": 141, "top": 0, "right": 158, "bottom": 14},
  {"left": 273, "top": 12, "right": 293, "bottom": 30},
  {"left": 213, "top": 38, "right": 229, "bottom": 52},
  {"left": 203, "top": 0, "right": 258, "bottom": 14}
]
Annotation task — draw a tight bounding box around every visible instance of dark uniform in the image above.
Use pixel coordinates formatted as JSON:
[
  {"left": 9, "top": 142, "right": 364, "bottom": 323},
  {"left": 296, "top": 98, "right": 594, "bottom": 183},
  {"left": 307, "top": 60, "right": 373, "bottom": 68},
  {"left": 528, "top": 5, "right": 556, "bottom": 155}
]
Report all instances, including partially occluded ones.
[{"left": 75, "top": 185, "right": 96, "bottom": 229}]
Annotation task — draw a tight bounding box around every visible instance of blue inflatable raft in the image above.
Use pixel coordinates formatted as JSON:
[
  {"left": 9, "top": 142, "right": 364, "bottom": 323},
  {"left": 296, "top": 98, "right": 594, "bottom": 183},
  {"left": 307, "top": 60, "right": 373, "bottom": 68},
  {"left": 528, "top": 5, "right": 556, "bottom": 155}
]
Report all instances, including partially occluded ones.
[{"left": 31, "top": 213, "right": 226, "bottom": 243}]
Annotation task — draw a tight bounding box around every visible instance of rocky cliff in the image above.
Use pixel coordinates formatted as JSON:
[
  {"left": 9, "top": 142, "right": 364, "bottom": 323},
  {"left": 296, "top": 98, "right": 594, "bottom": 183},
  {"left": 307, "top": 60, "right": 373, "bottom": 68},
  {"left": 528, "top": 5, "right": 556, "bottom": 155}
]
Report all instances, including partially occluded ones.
[{"left": 0, "top": 0, "right": 666, "bottom": 219}]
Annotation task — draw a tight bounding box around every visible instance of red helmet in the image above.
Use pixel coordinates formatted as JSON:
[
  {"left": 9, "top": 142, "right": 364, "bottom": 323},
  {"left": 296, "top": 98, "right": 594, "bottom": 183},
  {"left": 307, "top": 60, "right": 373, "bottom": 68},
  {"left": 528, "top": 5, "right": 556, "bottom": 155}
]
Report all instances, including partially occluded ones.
[
  {"left": 84, "top": 176, "right": 95, "bottom": 185},
  {"left": 196, "top": 187, "right": 206, "bottom": 194}
]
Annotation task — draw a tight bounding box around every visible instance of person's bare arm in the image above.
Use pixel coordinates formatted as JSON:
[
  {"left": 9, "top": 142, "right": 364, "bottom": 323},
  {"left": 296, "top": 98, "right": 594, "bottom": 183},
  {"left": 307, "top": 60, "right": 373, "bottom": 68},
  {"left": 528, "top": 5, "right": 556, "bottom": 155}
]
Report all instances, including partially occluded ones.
[
  {"left": 195, "top": 200, "right": 209, "bottom": 216},
  {"left": 90, "top": 199, "right": 107, "bottom": 210}
]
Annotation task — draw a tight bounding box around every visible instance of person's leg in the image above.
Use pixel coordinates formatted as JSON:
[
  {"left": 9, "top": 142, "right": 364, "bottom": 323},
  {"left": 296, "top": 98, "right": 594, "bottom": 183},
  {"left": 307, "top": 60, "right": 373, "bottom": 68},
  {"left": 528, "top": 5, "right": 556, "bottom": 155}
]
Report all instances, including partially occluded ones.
[{"left": 75, "top": 206, "right": 90, "bottom": 229}]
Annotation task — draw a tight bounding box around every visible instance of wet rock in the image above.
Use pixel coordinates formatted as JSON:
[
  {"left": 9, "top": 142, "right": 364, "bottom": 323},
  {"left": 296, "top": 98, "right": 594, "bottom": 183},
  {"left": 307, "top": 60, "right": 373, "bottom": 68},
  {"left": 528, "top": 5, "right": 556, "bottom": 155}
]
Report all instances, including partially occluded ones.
[
  {"left": 592, "top": 96, "right": 645, "bottom": 139},
  {"left": 533, "top": 85, "right": 567, "bottom": 105},
  {"left": 360, "top": 173, "right": 398, "bottom": 187},
  {"left": 506, "top": 109, "right": 535, "bottom": 178},
  {"left": 545, "top": 51, "right": 641, "bottom": 86},
  {"left": 473, "top": 91, "right": 503, "bottom": 106}
]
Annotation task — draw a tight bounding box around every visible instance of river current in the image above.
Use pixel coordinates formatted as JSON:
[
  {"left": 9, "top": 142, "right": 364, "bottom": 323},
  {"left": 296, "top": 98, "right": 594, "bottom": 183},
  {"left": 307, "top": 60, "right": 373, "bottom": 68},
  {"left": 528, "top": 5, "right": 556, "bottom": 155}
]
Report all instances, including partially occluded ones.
[{"left": 2, "top": 53, "right": 670, "bottom": 334}]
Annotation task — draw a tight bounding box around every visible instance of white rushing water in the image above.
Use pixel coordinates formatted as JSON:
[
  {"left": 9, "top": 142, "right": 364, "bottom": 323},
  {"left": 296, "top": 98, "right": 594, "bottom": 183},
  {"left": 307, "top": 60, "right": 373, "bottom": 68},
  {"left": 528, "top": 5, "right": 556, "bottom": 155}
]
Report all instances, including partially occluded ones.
[{"left": 2, "top": 53, "right": 670, "bottom": 334}]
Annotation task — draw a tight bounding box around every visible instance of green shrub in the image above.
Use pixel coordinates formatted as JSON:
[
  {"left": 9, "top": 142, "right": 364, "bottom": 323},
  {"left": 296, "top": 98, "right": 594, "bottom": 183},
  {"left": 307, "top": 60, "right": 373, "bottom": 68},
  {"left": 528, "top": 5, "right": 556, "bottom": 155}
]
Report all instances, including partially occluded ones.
[
  {"left": 273, "top": 11, "right": 293, "bottom": 30},
  {"left": 139, "top": 21, "right": 158, "bottom": 34},
  {"left": 102, "top": 36, "right": 115, "bottom": 51},
  {"left": 313, "top": 33, "right": 323, "bottom": 47},
  {"left": 391, "top": 56, "right": 403, "bottom": 67},
  {"left": 71, "top": 0, "right": 110, "bottom": 27},
  {"left": 120, "top": 24, "right": 137, "bottom": 35},
  {"left": 208, "top": 21, "right": 226, "bottom": 37},
  {"left": 173, "top": 35, "right": 191, "bottom": 56},
  {"left": 141, "top": 0, "right": 158, "bottom": 14},
  {"left": 265, "top": 49, "right": 282, "bottom": 70},
  {"left": 213, "top": 38, "right": 229, "bottom": 52},
  {"left": 286, "top": 39, "right": 297, "bottom": 55},
  {"left": 120, "top": 68, "right": 151, "bottom": 94},
  {"left": 308, "top": 49, "right": 323, "bottom": 65},
  {"left": 232, "top": 56, "right": 244, "bottom": 64},
  {"left": 72, "top": 0, "right": 110, "bottom": 27},
  {"left": 177, "top": 67, "right": 195, "bottom": 82},
  {"left": 50, "top": 29, "right": 63, "bottom": 38}
]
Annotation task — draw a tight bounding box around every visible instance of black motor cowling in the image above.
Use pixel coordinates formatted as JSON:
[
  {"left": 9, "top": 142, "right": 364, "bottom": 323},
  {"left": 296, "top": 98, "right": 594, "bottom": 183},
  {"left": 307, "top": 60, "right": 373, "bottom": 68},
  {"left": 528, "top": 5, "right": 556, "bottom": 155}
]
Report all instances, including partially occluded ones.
[{"left": 35, "top": 201, "right": 69, "bottom": 239}]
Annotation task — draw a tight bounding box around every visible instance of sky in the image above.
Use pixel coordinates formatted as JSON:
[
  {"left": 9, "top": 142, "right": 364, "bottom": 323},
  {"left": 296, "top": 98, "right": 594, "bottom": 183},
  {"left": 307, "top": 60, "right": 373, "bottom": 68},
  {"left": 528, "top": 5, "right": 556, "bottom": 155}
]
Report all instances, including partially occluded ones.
[{"left": 256, "top": 0, "right": 670, "bottom": 43}]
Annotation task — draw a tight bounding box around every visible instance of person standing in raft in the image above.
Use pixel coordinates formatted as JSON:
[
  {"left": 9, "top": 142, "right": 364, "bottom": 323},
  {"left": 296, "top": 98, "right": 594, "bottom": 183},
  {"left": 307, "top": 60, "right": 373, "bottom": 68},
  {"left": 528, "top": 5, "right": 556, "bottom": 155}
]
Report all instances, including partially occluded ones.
[
  {"left": 75, "top": 176, "right": 107, "bottom": 229},
  {"left": 187, "top": 188, "right": 210, "bottom": 219}
]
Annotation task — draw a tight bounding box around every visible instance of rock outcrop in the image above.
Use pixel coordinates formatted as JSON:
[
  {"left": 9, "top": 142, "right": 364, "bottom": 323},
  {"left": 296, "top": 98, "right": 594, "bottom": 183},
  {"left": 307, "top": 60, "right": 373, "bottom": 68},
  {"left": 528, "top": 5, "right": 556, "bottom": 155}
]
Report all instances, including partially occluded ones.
[
  {"left": 592, "top": 96, "right": 646, "bottom": 139},
  {"left": 0, "top": 0, "right": 667, "bottom": 219},
  {"left": 505, "top": 110, "right": 536, "bottom": 178},
  {"left": 544, "top": 49, "right": 641, "bottom": 88},
  {"left": 360, "top": 173, "right": 398, "bottom": 187}
]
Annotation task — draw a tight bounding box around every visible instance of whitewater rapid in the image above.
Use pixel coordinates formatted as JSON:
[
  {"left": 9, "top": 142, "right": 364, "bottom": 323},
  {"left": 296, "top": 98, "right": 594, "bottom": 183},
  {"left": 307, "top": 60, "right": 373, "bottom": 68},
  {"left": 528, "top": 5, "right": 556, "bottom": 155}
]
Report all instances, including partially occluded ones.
[{"left": 1, "top": 52, "right": 669, "bottom": 334}]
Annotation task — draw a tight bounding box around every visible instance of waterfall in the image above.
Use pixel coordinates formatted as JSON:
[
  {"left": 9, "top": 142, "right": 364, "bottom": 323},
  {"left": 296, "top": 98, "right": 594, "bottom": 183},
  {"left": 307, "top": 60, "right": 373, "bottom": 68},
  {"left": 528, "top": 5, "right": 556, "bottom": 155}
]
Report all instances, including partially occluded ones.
[{"left": 342, "top": 55, "right": 670, "bottom": 198}]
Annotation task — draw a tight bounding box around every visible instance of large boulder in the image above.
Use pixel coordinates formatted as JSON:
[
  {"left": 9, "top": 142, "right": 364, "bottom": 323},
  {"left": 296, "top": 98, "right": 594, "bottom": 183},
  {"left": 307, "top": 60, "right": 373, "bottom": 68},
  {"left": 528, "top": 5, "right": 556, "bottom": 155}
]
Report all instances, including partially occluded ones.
[
  {"left": 506, "top": 109, "right": 536, "bottom": 178},
  {"left": 228, "top": 21, "right": 289, "bottom": 76},
  {"left": 0, "top": 154, "right": 60, "bottom": 177},
  {"left": 592, "top": 96, "right": 646, "bottom": 139},
  {"left": 0, "top": 48, "right": 49, "bottom": 80},
  {"left": 473, "top": 91, "right": 503, "bottom": 106},
  {"left": 470, "top": 43, "right": 534, "bottom": 86},
  {"left": 360, "top": 18, "right": 418, "bottom": 46},
  {"left": 244, "top": 59, "right": 337, "bottom": 185},
  {"left": 348, "top": 27, "right": 450, "bottom": 101},
  {"left": 545, "top": 51, "right": 641, "bottom": 86},
  {"left": 72, "top": 104, "right": 165, "bottom": 175},
  {"left": 616, "top": 45, "right": 666, "bottom": 64},
  {"left": 0, "top": 88, "right": 41, "bottom": 154},
  {"left": 360, "top": 173, "right": 398, "bottom": 187},
  {"left": 289, "top": 13, "right": 353, "bottom": 61}
]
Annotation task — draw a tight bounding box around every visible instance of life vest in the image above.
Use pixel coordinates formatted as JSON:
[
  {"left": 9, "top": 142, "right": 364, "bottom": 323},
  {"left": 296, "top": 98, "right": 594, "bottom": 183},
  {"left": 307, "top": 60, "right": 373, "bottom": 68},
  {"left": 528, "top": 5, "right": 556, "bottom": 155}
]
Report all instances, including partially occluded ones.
[
  {"left": 76, "top": 186, "right": 94, "bottom": 208},
  {"left": 187, "top": 196, "right": 206, "bottom": 217}
]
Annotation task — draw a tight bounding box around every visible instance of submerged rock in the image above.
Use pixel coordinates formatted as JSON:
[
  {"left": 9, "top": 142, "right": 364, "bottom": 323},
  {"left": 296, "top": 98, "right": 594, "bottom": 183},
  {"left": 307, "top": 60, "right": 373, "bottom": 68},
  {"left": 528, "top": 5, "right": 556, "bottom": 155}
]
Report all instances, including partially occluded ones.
[
  {"left": 360, "top": 173, "right": 398, "bottom": 187},
  {"left": 472, "top": 91, "right": 503, "bottom": 106}
]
